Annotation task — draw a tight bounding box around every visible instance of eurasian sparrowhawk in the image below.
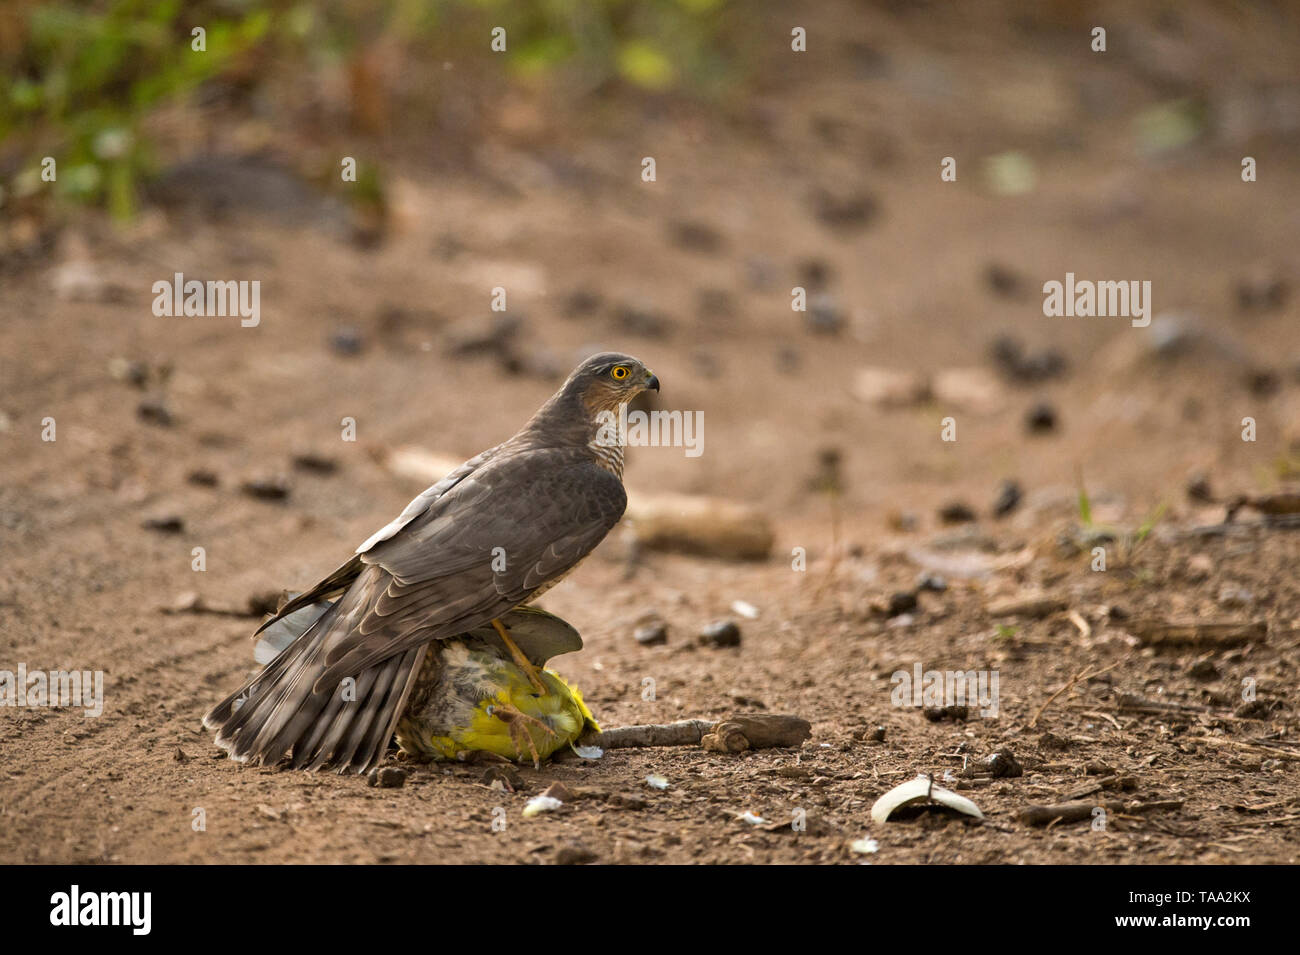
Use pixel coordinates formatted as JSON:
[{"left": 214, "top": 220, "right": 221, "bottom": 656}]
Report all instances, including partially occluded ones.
[{"left": 203, "top": 352, "right": 658, "bottom": 772}]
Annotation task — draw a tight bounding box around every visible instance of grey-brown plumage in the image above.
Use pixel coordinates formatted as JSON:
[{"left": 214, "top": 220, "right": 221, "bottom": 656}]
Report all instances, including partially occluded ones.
[{"left": 203, "top": 352, "right": 658, "bottom": 772}]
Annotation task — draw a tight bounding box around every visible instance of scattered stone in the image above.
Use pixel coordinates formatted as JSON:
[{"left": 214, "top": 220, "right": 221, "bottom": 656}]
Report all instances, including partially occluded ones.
[
  {"left": 798, "top": 259, "right": 833, "bottom": 290},
  {"left": 699, "top": 620, "right": 741, "bottom": 648},
  {"left": 174, "top": 747, "right": 189, "bottom": 763},
  {"left": 1217, "top": 585, "right": 1254, "bottom": 608},
  {"left": 555, "top": 844, "right": 598, "bottom": 865},
  {"left": 866, "top": 725, "right": 887, "bottom": 742},
  {"left": 984, "top": 748, "right": 1023, "bottom": 778},
  {"left": 991, "top": 479, "right": 1023, "bottom": 518},
  {"left": 852, "top": 367, "right": 930, "bottom": 408},
  {"left": 1038, "top": 731, "right": 1071, "bottom": 751},
  {"left": 923, "top": 705, "right": 969, "bottom": 722},
  {"left": 367, "top": 766, "right": 407, "bottom": 789},
  {"left": 1186, "top": 472, "right": 1214, "bottom": 504},
  {"left": 167, "top": 591, "right": 204, "bottom": 614},
  {"left": 107, "top": 358, "right": 150, "bottom": 389},
  {"left": 1245, "top": 368, "right": 1281, "bottom": 398},
  {"left": 885, "top": 591, "right": 918, "bottom": 615},
  {"left": 1235, "top": 699, "right": 1280, "bottom": 720},
  {"left": 810, "top": 189, "right": 878, "bottom": 231},
  {"left": 727, "top": 689, "right": 767, "bottom": 709},
  {"left": 888, "top": 510, "right": 919, "bottom": 533},
  {"left": 932, "top": 367, "right": 1006, "bottom": 413},
  {"left": 938, "top": 500, "right": 977, "bottom": 525},
  {"left": 990, "top": 335, "right": 1067, "bottom": 383},
  {"left": 329, "top": 326, "right": 364, "bottom": 356},
  {"left": 1187, "top": 659, "right": 1220, "bottom": 681},
  {"left": 1235, "top": 267, "right": 1287, "bottom": 311},
  {"left": 984, "top": 263, "right": 1023, "bottom": 298},
  {"left": 1025, "top": 401, "right": 1057, "bottom": 434},
  {"left": 292, "top": 453, "right": 338, "bottom": 475},
  {"left": 240, "top": 476, "right": 290, "bottom": 502},
  {"left": 540, "top": 782, "right": 576, "bottom": 803},
  {"left": 136, "top": 398, "right": 174, "bottom": 427},
  {"left": 1185, "top": 554, "right": 1214, "bottom": 582},
  {"left": 187, "top": 469, "right": 220, "bottom": 488},
  {"left": 633, "top": 619, "right": 668, "bottom": 647},
  {"left": 916, "top": 571, "right": 948, "bottom": 593},
  {"left": 668, "top": 220, "right": 725, "bottom": 254},
  {"left": 142, "top": 515, "right": 185, "bottom": 534},
  {"left": 481, "top": 765, "right": 523, "bottom": 792},
  {"left": 805, "top": 293, "right": 845, "bottom": 335}
]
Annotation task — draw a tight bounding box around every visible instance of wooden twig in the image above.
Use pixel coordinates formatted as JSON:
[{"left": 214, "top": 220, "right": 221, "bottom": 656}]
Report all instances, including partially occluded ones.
[
  {"left": 1028, "top": 657, "right": 1128, "bottom": 728},
  {"left": 581, "top": 714, "right": 811, "bottom": 752},
  {"left": 1018, "top": 799, "right": 1183, "bottom": 827}
]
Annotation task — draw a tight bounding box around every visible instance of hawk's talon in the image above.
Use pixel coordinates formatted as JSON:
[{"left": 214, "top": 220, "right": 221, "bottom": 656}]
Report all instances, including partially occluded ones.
[{"left": 486, "top": 703, "right": 556, "bottom": 768}]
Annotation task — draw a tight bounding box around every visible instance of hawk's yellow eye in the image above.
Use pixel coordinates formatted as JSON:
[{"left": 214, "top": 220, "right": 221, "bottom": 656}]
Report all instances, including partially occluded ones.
[{"left": 611, "top": 366, "right": 629, "bottom": 380}]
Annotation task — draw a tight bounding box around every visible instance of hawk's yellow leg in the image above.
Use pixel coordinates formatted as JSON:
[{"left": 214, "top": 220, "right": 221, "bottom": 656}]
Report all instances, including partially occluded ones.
[{"left": 491, "top": 617, "right": 549, "bottom": 694}]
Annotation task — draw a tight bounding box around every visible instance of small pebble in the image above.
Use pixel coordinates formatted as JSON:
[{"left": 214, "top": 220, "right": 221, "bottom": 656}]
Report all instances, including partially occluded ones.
[
  {"left": 367, "top": 766, "right": 406, "bottom": 789},
  {"left": 241, "top": 477, "right": 290, "bottom": 502},
  {"left": 634, "top": 621, "right": 668, "bottom": 647},
  {"left": 699, "top": 620, "right": 741, "bottom": 648},
  {"left": 136, "top": 399, "right": 173, "bottom": 427},
  {"left": 142, "top": 515, "right": 184, "bottom": 534},
  {"left": 938, "top": 501, "right": 976, "bottom": 524},
  {"left": 916, "top": 572, "right": 947, "bottom": 593},
  {"left": 992, "top": 479, "right": 1023, "bottom": 518},
  {"left": 1025, "top": 402, "right": 1057, "bottom": 433}
]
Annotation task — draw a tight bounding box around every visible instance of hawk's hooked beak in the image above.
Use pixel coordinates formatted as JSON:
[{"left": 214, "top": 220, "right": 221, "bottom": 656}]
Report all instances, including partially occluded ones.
[{"left": 645, "top": 370, "right": 660, "bottom": 392}]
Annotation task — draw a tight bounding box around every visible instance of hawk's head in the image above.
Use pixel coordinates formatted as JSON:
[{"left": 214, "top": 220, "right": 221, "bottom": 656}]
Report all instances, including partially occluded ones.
[{"left": 567, "top": 352, "right": 659, "bottom": 414}]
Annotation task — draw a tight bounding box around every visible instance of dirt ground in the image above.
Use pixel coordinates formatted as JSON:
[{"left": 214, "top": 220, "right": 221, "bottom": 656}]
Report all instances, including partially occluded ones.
[{"left": 2, "top": 2, "right": 1300, "bottom": 864}]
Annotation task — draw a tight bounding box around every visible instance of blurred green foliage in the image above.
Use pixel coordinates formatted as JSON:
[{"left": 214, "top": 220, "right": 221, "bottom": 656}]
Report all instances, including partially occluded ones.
[{"left": 1, "top": 0, "right": 734, "bottom": 219}]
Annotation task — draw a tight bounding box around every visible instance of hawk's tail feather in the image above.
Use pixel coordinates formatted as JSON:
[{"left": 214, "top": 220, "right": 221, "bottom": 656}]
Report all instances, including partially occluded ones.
[{"left": 203, "top": 599, "right": 426, "bottom": 774}]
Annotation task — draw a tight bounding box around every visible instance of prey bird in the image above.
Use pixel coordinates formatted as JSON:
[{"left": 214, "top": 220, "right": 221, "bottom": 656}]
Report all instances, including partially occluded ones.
[{"left": 203, "top": 352, "right": 658, "bottom": 772}]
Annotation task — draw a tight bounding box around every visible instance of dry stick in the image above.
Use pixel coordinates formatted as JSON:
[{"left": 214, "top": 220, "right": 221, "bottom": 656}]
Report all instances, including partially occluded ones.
[
  {"left": 1019, "top": 799, "right": 1184, "bottom": 827},
  {"left": 1188, "top": 736, "right": 1300, "bottom": 762},
  {"left": 1222, "top": 812, "right": 1300, "bottom": 829},
  {"left": 583, "top": 720, "right": 715, "bottom": 749},
  {"left": 1029, "top": 657, "right": 1128, "bottom": 728},
  {"left": 581, "top": 715, "right": 811, "bottom": 751}
]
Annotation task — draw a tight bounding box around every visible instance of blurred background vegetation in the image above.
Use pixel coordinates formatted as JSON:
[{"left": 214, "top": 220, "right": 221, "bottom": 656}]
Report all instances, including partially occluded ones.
[{"left": 0, "top": 0, "right": 741, "bottom": 220}]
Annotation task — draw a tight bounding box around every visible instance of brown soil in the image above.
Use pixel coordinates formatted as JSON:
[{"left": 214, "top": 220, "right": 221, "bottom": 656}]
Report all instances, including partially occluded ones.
[{"left": 2, "top": 1, "right": 1299, "bottom": 864}]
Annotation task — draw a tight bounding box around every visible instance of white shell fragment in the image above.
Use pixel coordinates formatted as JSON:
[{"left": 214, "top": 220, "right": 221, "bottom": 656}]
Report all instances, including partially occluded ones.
[
  {"left": 870, "top": 775, "right": 984, "bottom": 825},
  {"left": 571, "top": 744, "right": 604, "bottom": 760},
  {"left": 522, "top": 795, "right": 563, "bottom": 818},
  {"left": 849, "top": 837, "right": 880, "bottom": 854},
  {"left": 731, "top": 600, "right": 760, "bottom": 619},
  {"left": 738, "top": 811, "right": 768, "bottom": 825},
  {"left": 645, "top": 773, "right": 670, "bottom": 790}
]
